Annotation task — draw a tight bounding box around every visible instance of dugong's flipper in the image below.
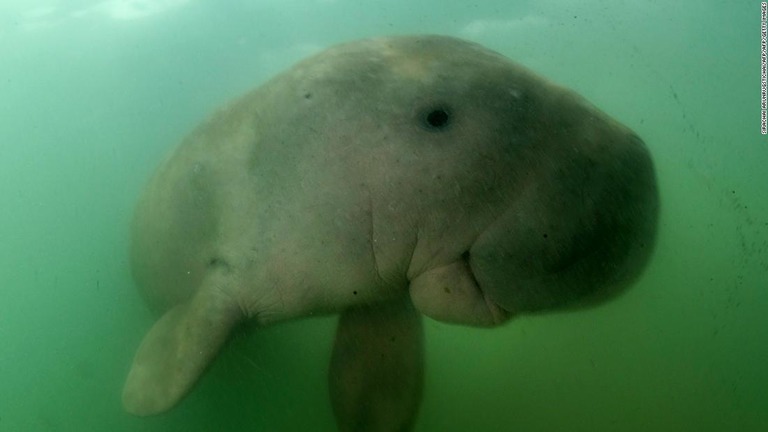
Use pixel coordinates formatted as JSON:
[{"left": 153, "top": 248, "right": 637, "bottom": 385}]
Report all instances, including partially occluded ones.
[
  {"left": 122, "top": 272, "right": 244, "bottom": 416},
  {"left": 329, "top": 297, "right": 424, "bottom": 432}
]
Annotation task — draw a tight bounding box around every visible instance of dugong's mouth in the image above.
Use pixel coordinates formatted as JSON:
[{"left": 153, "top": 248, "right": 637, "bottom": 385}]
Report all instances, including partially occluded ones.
[
  {"left": 480, "top": 288, "right": 511, "bottom": 324},
  {"left": 408, "top": 253, "right": 514, "bottom": 327},
  {"left": 463, "top": 253, "right": 512, "bottom": 324}
]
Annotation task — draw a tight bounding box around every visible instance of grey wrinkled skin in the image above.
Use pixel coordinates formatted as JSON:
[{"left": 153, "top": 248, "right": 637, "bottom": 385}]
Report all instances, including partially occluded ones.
[{"left": 122, "top": 35, "right": 658, "bottom": 431}]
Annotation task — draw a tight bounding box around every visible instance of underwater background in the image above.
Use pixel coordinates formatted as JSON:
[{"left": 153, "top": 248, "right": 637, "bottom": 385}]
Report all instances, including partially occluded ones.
[{"left": 0, "top": 0, "right": 765, "bottom": 431}]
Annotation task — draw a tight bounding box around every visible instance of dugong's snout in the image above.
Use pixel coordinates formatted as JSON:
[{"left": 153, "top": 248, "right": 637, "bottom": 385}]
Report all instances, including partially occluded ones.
[{"left": 469, "top": 127, "right": 659, "bottom": 316}]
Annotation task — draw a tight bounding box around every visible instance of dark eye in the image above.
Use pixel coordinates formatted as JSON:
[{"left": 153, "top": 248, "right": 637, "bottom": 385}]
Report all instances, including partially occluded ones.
[{"left": 421, "top": 106, "right": 452, "bottom": 131}]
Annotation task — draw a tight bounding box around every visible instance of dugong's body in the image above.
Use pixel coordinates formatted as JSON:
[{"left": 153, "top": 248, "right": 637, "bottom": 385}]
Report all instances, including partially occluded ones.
[{"left": 124, "top": 35, "right": 658, "bottom": 431}]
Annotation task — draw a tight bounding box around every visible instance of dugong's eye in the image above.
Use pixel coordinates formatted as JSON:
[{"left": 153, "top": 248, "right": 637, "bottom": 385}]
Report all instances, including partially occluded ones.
[{"left": 420, "top": 106, "right": 452, "bottom": 131}]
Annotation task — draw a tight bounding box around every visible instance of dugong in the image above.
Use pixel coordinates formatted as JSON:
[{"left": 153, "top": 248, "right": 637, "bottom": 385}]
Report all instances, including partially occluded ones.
[{"left": 123, "top": 35, "right": 658, "bottom": 431}]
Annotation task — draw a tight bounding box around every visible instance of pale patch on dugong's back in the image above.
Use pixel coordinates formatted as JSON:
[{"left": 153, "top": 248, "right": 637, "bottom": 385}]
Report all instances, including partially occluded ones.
[{"left": 123, "top": 35, "right": 658, "bottom": 431}]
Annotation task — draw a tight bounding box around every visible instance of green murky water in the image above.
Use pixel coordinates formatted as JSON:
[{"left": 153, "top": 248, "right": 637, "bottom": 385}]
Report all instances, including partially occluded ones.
[{"left": 0, "top": 1, "right": 765, "bottom": 430}]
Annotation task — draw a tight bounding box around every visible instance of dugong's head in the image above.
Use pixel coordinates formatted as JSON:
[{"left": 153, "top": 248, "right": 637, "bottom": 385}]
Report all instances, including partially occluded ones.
[{"left": 288, "top": 35, "right": 658, "bottom": 325}]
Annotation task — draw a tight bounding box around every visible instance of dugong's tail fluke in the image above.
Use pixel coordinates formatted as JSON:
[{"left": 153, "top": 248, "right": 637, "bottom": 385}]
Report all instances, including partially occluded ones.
[
  {"left": 122, "top": 272, "right": 244, "bottom": 416},
  {"left": 329, "top": 296, "right": 424, "bottom": 432}
]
